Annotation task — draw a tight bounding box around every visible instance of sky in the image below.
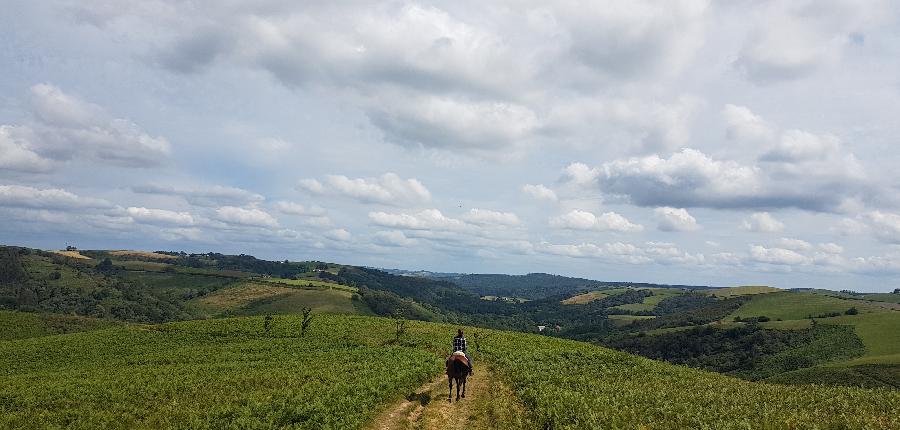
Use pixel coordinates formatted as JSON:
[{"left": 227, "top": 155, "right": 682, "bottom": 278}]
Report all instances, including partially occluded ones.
[{"left": 2, "top": 1, "right": 900, "bottom": 292}]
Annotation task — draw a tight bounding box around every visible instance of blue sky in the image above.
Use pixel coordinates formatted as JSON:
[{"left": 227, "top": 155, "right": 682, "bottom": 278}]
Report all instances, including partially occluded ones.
[{"left": 2, "top": 1, "right": 900, "bottom": 291}]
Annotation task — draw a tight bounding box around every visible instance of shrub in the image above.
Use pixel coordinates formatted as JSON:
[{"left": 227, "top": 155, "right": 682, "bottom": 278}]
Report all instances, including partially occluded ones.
[{"left": 845, "top": 307, "right": 859, "bottom": 315}]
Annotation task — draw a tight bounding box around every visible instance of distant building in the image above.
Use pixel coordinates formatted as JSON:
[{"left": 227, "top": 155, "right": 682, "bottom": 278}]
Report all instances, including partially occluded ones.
[{"left": 537, "top": 325, "right": 546, "bottom": 332}]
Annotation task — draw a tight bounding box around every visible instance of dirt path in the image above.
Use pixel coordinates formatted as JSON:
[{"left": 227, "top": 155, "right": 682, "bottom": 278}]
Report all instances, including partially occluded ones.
[{"left": 368, "top": 366, "right": 529, "bottom": 430}]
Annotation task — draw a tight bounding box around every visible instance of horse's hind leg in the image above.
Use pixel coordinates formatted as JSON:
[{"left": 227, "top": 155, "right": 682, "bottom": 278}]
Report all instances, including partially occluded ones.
[
  {"left": 461, "top": 379, "right": 466, "bottom": 399},
  {"left": 455, "top": 378, "right": 461, "bottom": 401},
  {"left": 448, "top": 377, "right": 453, "bottom": 402}
]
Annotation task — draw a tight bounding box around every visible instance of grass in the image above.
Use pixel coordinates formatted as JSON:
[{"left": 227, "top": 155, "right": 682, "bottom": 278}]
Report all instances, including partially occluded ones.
[
  {"left": 254, "top": 277, "right": 358, "bottom": 292},
  {"left": 608, "top": 288, "right": 684, "bottom": 312},
  {"left": 0, "top": 311, "right": 118, "bottom": 341},
  {"left": 862, "top": 293, "right": 900, "bottom": 304},
  {"left": 191, "top": 283, "right": 372, "bottom": 317},
  {"left": 0, "top": 314, "right": 897, "bottom": 429},
  {"left": 728, "top": 291, "right": 880, "bottom": 321},
  {"left": 708, "top": 285, "right": 781, "bottom": 297},
  {"left": 607, "top": 314, "right": 655, "bottom": 327},
  {"left": 561, "top": 288, "right": 631, "bottom": 305},
  {"left": 108, "top": 250, "right": 177, "bottom": 260},
  {"left": 820, "top": 312, "right": 900, "bottom": 365}
]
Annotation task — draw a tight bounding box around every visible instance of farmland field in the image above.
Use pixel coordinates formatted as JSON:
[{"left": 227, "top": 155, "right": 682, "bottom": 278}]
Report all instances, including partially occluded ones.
[
  {"left": 728, "top": 291, "right": 881, "bottom": 321},
  {"left": 1, "top": 313, "right": 898, "bottom": 429}
]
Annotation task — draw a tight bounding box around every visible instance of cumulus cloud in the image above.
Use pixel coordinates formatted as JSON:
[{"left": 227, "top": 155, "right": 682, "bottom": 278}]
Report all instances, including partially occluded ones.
[
  {"left": 299, "top": 173, "right": 430, "bottom": 205},
  {"left": 723, "top": 104, "right": 773, "bottom": 142},
  {"left": 522, "top": 184, "right": 557, "bottom": 202},
  {"left": 213, "top": 206, "right": 278, "bottom": 228},
  {"left": 654, "top": 207, "right": 699, "bottom": 232},
  {"left": 535, "top": 240, "right": 704, "bottom": 266},
  {"left": 133, "top": 184, "right": 265, "bottom": 207},
  {"left": 15, "top": 84, "right": 171, "bottom": 167},
  {"left": 373, "top": 230, "right": 417, "bottom": 247},
  {"left": 85, "top": 2, "right": 712, "bottom": 157},
  {"left": 0, "top": 185, "right": 112, "bottom": 210},
  {"left": 778, "top": 238, "right": 813, "bottom": 251},
  {"left": 125, "top": 207, "right": 196, "bottom": 226},
  {"left": 562, "top": 162, "right": 601, "bottom": 187},
  {"left": 274, "top": 201, "right": 326, "bottom": 217},
  {"left": 324, "top": 228, "right": 352, "bottom": 242},
  {"left": 749, "top": 245, "right": 810, "bottom": 266},
  {"left": 819, "top": 242, "right": 844, "bottom": 254},
  {"left": 586, "top": 146, "right": 866, "bottom": 212},
  {"left": 461, "top": 208, "right": 520, "bottom": 226},
  {"left": 742, "top": 212, "right": 785, "bottom": 233},
  {"left": 550, "top": 209, "right": 643, "bottom": 232},
  {"left": 368, "top": 209, "right": 465, "bottom": 231},
  {"left": 866, "top": 211, "right": 900, "bottom": 244},
  {"left": 734, "top": 1, "right": 886, "bottom": 83},
  {"left": 0, "top": 126, "right": 53, "bottom": 173}
]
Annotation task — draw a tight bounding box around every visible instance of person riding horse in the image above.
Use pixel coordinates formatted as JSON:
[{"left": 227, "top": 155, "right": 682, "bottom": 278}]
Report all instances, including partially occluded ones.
[{"left": 452, "top": 329, "right": 473, "bottom": 375}]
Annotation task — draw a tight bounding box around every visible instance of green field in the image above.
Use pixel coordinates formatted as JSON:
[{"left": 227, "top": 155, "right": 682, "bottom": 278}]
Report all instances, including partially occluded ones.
[
  {"left": 1, "top": 313, "right": 898, "bottom": 429},
  {"left": 0, "top": 311, "right": 119, "bottom": 341},
  {"left": 708, "top": 285, "right": 782, "bottom": 297},
  {"left": 609, "top": 288, "right": 684, "bottom": 312},
  {"left": 190, "top": 282, "right": 371, "bottom": 317},
  {"left": 729, "top": 291, "right": 881, "bottom": 321},
  {"left": 607, "top": 314, "right": 656, "bottom": 326}
]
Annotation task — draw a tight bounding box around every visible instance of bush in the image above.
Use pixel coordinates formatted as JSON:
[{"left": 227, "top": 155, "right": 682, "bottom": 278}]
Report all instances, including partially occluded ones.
[{"left": 845, "top": 307, "right": 859, "bottom": 315}]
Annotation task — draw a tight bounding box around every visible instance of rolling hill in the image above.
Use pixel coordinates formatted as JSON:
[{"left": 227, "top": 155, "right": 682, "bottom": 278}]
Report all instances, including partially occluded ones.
[{"left": 1, "top": 313, "right": 898, "bottom": 429}]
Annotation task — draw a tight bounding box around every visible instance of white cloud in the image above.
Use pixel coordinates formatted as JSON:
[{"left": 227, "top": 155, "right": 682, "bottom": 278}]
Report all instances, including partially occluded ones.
[
  {"left": 461, "top": 208, "right": 520, "bottom": 226},
  {"left": 0, "top": 185, "right": 112, "bottom": 210},
  {"left": 213, "top": 206, "right": 278, "bottom": 228},
  {"left": 522, "top": 184, "right": 557, "bottom": 202},
  {"left": 0, "top": 126, "right": 53, "bottom": 173},
  {"left": 742, "top": 212, "right": 785, "bottom": 233},
  {"left": 723, "top": 104, "right": 773, "bottom": 142},
  {"left": 562, "top": 162, "right": 601, "bottom": 186},
  {"left": 373, "top": 230, "right": 417, "bottom": 247},
  {"left": 550, "top": 209, "right": 643, "bottom": 232},
  {"left": 133, "top": 184, "right": 264, "bottom": 207},
  {"left": 274, "top": 201, "right": 326, "bottom": 216},
  {"left": 368, "top": 209, "right": 464, "bottom": 231},
  {"left": 21, "top": 84, "right": 171, "bottom": 167},
  {"left": 654, "top": 207, "right": 699, "bottom": 232},
  {"left": 866, "top": 211, "right": 900, "bottom": 244},
  {"left": 299, "top": 173, "right": 430, "bottom": 205},
  {"left": 749, "top": 245, "right": 810, "bottom": 266},
  {"left": 761, "top": 130, "right": 841, "bottom": 163},
  {"left": 324, "top": 228, "right": 352, "bottom": 242},
  {"left": 125, "top": 206, "right": 195, "bottom": 226},
  {"left": 819, "top": 243, "right": 844, "bottom": 254},
  {"left": 778, "top": 238, "right": 813, "bottom": 251},
  {"left": 735, "top": 1, "right": 885, "bottom": 82}
]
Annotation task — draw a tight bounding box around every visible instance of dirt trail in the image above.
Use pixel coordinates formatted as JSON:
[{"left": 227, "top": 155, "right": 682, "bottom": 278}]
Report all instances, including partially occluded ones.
[{"left": 369, "top": 366, "right": 515, "bottom": 430}]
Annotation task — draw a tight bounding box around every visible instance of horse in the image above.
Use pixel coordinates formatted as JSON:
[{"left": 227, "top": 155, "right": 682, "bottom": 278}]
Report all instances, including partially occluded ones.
[{"left": 446, "top": 353, "right": 470, "bottom": 402}]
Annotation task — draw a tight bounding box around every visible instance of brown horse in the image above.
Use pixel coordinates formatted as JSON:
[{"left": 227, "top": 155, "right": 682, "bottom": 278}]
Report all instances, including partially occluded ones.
[{"left": 446, "top": 355, "right": 469, "bottom": 402}]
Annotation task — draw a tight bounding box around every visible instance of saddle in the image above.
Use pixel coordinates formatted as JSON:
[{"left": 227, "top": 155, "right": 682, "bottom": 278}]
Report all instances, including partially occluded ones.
[{"left": 448, "top": 351, "right": 469, "bottom": 368}]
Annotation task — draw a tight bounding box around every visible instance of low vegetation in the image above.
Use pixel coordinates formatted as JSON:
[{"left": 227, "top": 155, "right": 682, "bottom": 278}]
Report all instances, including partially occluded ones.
[{"left": 1, "top": 313, "right": 897, "bottom": 429}]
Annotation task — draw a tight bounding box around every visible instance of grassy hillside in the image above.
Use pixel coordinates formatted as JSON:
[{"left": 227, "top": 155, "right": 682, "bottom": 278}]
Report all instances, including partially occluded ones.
[
  {"left": 729, "top": 291, "right": 881, "bottom": 321},
  {"left": 0, "top": 313, "right": 897, "bottom": 429},
  {"left": 0, "top": 310, "right": 119, "bottom": 341}
]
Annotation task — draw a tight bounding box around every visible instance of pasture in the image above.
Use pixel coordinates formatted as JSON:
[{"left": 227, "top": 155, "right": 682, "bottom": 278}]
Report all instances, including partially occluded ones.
[{"left": 1, "top": 313, "right": 898, "bottom": 429}]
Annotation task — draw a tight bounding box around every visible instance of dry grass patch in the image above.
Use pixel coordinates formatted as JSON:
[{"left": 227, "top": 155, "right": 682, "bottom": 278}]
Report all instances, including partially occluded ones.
[
  {"left": 197, "top": 283, "right": 292, "bottom": 310},
  {"left": 49, "top": 250, "right": 91, "bottom": 260},
  {"left": 109, "top": 250, "right": 177, "bottom": 260}
]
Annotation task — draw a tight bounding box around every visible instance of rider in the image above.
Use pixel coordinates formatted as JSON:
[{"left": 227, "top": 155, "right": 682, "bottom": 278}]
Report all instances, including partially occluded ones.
[{"left": 453, "top": 329, "right": 473, "bottom": 375}]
